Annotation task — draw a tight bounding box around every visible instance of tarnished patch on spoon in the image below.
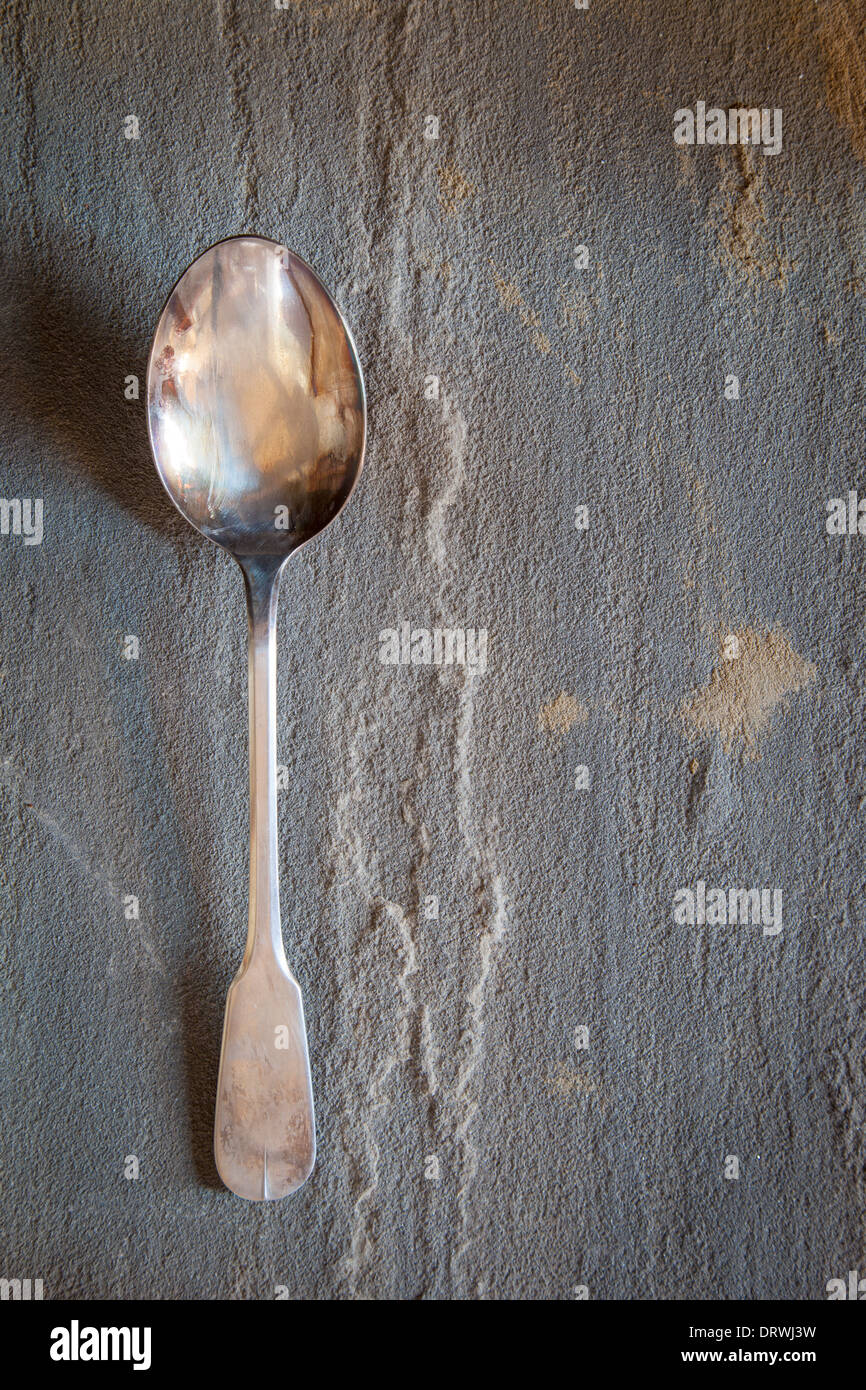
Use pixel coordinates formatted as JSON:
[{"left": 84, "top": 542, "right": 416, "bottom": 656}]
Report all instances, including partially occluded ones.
[{"left": 146, "top": 236, "right": 366, "bottom": 1199}]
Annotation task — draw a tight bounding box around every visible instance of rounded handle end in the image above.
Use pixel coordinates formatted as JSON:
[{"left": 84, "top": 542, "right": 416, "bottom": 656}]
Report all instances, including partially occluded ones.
[{"left": 213, "top": 960, "right": 316, "bottom": 1200}]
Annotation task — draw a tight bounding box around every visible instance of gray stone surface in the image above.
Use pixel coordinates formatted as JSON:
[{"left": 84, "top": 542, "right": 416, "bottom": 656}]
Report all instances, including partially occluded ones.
[{"left": 0, "top": 0, "right": 864, "bottom": 1299}]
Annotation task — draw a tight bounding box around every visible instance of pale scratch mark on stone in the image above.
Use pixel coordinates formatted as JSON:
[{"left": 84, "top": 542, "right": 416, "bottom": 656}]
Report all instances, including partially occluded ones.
[
  {"left": 451, "top": 671, "right": 510, "bottom": 1281},
  {"left": 331, "top": 710, "right": 420, "bottom": 1296},
  {"left": 399, "top": 382, "right": 509, "bottom": 1287},
  {"left": 454, "top": 868, "right": 508, "bottom": 1268},
  {"left": 2, "top": 759, "right": 98, "bottom": 883},
  {"left": 425, "top": 391, "right": 467, "bottom": 572},
  {"left": 420, "top": 1004, "right": 439, "bottom": 1097},
  {"left": 454, "top": 671, "right": 479, "bottom": 860},
  {"left": 0, "top": 759, "right": 164, "bottom": 972}
]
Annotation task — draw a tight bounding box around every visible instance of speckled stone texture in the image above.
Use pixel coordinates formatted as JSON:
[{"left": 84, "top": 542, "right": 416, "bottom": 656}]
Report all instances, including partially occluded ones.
[{"left": 0, "top": 0, "right": 864, "bottom": 1300}]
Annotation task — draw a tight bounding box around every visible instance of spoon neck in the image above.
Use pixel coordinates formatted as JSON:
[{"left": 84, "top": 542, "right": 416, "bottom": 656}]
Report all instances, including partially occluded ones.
[
  {"left": 240, "top": 554, "right": 284, "bottom": 631},
  {"left": 239, "top": 555, "right": 288, "bottom": 971}
]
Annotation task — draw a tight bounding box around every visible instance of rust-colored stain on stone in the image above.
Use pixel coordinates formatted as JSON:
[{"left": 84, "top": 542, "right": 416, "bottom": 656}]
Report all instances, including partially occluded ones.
[
  {"left": 819, "top": 0, "right": 866, "bottom": 163},
  {"left": 538, "top": 692, "right": 590, "bottom": 735},
  {"left": 711, "top": 146, "right": 794, "bottom": 289},
  {"left": 681, "top": 626, "right": 816, "bottom": 757}
]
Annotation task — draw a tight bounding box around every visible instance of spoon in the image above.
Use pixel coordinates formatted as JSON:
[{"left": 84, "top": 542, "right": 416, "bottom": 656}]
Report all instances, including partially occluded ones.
[{"left": 146, "top": 235, "right": 366, "bottom": 1199}]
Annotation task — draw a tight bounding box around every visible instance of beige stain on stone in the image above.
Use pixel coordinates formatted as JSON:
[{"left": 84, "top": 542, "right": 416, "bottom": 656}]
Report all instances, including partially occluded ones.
[
  {"left": 538, "top": 692, "right": 590, "bottom": 736},
  {"left": 672, "top": 456, "right": 817, "bottom": 762},
  {"left": 489, "top": 264, "right": 587, "bottom": 385},
  {"left": 489, "top": 263, "right": 551, "bottom": 354},
  {"left": 548, "top": 1061, "right": 605, "bottom": 1108},
  {"left": 417, "top": 248, "right": 452, "bottom": 284},
  {"left": 437, "top": 162, "right": 476, "bottom": 216},
  {"left": 681, "top": 626, "right": 816, "bottom": 758}
]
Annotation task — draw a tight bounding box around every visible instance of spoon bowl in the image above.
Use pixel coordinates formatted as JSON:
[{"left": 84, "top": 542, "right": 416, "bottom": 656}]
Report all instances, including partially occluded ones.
[{"left": 148, "top": 235, "right": 365, "bottom": 555}]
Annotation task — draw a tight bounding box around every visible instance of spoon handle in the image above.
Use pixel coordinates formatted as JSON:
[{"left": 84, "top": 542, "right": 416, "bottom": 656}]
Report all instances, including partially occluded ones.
[{"left": 213, "top": 557, "right": 316, "bottom": 1200}]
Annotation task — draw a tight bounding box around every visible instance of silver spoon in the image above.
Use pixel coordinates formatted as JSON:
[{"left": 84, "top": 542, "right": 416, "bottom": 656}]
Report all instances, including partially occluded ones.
[{"left": 146, "top": 235, "right": 366, "bottom": 1199}]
